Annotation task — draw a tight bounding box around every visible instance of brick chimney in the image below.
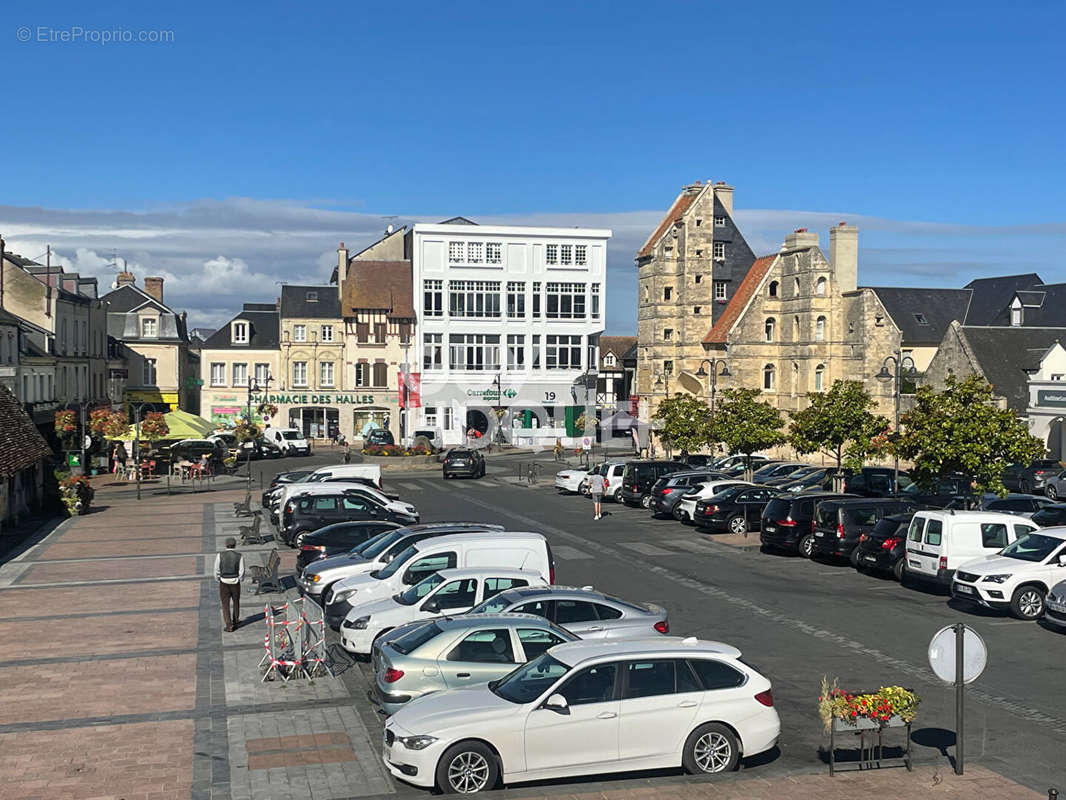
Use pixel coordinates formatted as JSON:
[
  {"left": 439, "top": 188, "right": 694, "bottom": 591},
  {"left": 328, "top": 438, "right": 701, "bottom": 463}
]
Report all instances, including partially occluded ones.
[
  {"left": 829, "top": 222, "right": 858, "bottom": 294},
  {"left": 144, "top": 276, "right": 164, "bottom": 303},
  {"left": 116, "top": 271, "right": 136, "bottom": 288},
  {"left": 337, "top": 242, "right": 349, "bottom": 298},
  {"left": 783, "top": 228, "right": 820, "bottom": 251},
  {"left": 712, "top": 181, "right": 734, "bottom": 217}
]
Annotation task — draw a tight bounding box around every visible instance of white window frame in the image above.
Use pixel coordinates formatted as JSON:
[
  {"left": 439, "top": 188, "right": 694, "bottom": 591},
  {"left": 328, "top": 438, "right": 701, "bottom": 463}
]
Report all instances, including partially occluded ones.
[
  {"left": 449, "top": 280, "right": 502, "bottom": 318},
  {"left": 210, "top": 362, "right": 225, "bottom": 387},
  {"left": 815, "top": 364, "right": 825, "bottom": 391},
  {"left": 423, "top": 333, "right": 443, "bottom": 371},
  {"left": 714, "top": 281, "right": 728, "bottom": 300},
  {"left": 254, "top": 363, "right": 271, "bottom": 385},
  {"left": 320, "top": 361, "right": 335, "bottom": 388},
  {"left": 143, "top": 357, "right": 157, "bottom": 386},
  {"left": 231, "top": 321, "right": 248, "bottom": 344},
  {"left": 713, "top": 241, "right": 726, "bottom": 260},
  {"left": 560, "top": 244, "right": 573, "bottom": 265},
  {"left": 486, "top": 242, "right": 502, "bottom": 264},
  {"left": 815, "top": 316, "right": 826, "bottom": 341},
  {"left": 591, "top": 283, "right": 601, "bottom": 320},
  {"left": 714, "top": 216, "right": 727, "bottom": 226},
  {"left": 449, "top": 334, "right": 501, "bottom": 371},
  {"left": 763, "top": 364, "right": 775, "bottom": 391},
  {"left": 320, "top": 325, "right": 334, "bottom": 342},
  {"left": 507, "top": 281, "right": 526, "bottom": 319},
  {"left": 292, "top": 361, "right": 308, "bottom": 387},
  {"left": 466, "top": 241, "right": 483, "bottom": 264},
  {"left": 545, "top": 244, "right": 558, "bottom": 265},
  {"left": 575, "top": 244, "right": 587, "bottom": 265},
  {"left": 233, "top": 362, "right": 248, "bottom": 387},
  {"left": 293, "top": 324, "right": 307, "bottom": 342},
  {"left": 448, "top": 241, "right": 465, "bottom": 263},
  {"left": 545, "top": 282, "right": 587, "bottom": 320},
  {"left": 141, "top": 317, "right": 157, "bottom": 338},
  {"left": 546, "top": 335, "right": 582, "bottom": 370},
  {"left": 424, "top": 280, "right": 443, "bottom": 318},
  {"left": 507, "top": 334, "right": 525, "bottom": 370}
]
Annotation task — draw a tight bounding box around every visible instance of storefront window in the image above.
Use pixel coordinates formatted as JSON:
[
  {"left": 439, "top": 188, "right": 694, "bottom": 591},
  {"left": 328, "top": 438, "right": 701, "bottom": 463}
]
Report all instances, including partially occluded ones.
[{"left": 354, "top": 407, "right": 391, "bottom": 438}]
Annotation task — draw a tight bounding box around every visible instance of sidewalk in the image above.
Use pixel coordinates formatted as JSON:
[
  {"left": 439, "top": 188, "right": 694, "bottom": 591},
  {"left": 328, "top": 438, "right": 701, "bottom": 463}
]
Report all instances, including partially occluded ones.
[{"left": 0, "top": 479, "right": 1050, "bottom": 800}]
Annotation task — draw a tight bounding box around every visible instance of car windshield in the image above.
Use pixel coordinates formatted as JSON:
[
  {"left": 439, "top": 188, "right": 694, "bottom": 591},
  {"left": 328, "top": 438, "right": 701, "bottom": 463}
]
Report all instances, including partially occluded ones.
[
  {"left": 1000, "top": 533, "right": 1064, "bottom": 562},
  {"left": 710, "top": 485, "right": 745, "bottom": 501},
  {"left": 491, "top": 653, "right": 570, "bottom": 704},
  {"left": 349, "top": 529, "right": 394, "bottom": 555},
  {"left": 469, "top": 593, "right": 514, "bottom": 614},
  {"left": 375, "top": 544, "right": 417, "bottom": 579},
  {"left": 282, "top": 431, "right": 301, "bottom": 440},
  {"left": 397, "top": 572, "right": 445, "bottom": 605},
  {"left": 360, "top": 531, "right": 405, "bottom": 560}
]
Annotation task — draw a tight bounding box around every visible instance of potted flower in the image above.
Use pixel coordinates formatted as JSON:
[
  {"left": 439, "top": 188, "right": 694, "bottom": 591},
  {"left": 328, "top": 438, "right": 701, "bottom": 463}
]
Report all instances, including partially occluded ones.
[
  {"left": 58, "top": 472, "right": 94, "bottom": 516},
  {"left": 819, "top": 676, "right": 919, "bottom": 732},
  {"left": 256, "top": 402, "right": 279, "bottom": 420},
  {"left": 55, "top": 410, "right": 77, "bottom": 446}
]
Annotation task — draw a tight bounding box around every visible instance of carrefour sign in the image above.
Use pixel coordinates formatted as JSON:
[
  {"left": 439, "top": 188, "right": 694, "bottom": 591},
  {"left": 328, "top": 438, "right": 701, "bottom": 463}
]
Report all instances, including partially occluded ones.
[{"left": 467, "top": 387, "right": 518, "bottom": 400}]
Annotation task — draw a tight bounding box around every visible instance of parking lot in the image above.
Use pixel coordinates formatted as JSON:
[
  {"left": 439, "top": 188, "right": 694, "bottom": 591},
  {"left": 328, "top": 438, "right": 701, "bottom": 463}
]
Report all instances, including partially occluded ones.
[{"left": 0, "top": 450, "right": 1060, "bottom": 799}]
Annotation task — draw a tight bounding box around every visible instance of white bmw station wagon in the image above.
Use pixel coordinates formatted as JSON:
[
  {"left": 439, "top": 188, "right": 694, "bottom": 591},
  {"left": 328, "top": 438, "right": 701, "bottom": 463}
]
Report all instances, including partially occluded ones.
[{"left": 382, "top": 637, "right": 779, "bottom": 793}]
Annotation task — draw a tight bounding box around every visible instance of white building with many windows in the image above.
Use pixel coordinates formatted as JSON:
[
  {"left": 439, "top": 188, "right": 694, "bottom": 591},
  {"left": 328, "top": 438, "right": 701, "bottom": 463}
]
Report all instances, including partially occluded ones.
[{"left": 411, "top": 221, "right": 611, "bottom": 447}]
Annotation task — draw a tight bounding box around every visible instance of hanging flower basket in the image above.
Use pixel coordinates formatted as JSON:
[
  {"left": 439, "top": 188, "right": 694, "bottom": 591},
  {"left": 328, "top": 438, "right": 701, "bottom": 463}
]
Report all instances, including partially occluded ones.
[
  {"left": 55, "top": 410, "right": 77, "bottom": 437},
  {"left": 140, "top": 412, "right": 170, "bottom": 441},
  {"left": 91, "top": 408, "right": 130, "bottom": 439},
  {"left": 256, "top": 403, "right": 279, "bottom": 419},
  {"left": 234, "top": 417, "right": 261, "bottom": 442}
]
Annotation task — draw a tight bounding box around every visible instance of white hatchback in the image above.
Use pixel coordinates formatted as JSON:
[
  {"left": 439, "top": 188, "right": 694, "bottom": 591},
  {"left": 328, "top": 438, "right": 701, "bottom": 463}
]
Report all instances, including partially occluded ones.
[
  {"left": 383, "top": 637, "right": 779, "bottom": 793},
  {"left": 340, "top": 568, "right": 547, "bottom": 655},
  {"left": 554, "top": 468, "right": 591, "bottom": 494},
  {"left": 673, "top": 481, "right": 755, "bottom": 523},
  {"left": 951, "top": 528, "right": 1066, "bottom": 620}
]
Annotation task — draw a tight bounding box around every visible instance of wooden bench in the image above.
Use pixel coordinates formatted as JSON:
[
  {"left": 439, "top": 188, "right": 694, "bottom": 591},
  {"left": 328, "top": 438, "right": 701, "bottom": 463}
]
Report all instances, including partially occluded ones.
[
  {"left": 233, "top": 494, "right": 253, "bottom": 517},
  {"left": 249, "top": 548, "right": 282, "bottom": 594},
  {"left": 239, "top": 512, "right": 268, "bottom": 545}
]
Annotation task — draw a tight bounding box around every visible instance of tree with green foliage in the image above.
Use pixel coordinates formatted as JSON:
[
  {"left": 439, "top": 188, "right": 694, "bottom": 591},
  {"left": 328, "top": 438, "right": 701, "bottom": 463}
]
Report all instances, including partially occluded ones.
[
  {"left": 789, "top": 380, "right": 890, "bottom": 471},
  {"left": 895, "top": 374, "right": 1045, "bottom": 496},
  {"left": 653, "top": 394, "right": 714, "bottom": 455},
  {"left": 710, "top": 387, "right": 786, "bottom": 470}
]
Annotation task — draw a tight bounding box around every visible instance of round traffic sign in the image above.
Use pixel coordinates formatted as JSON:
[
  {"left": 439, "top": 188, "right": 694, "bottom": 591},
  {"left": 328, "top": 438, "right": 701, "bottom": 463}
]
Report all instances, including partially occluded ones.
[{"left": 928, "top": 624, "right": 987, "bottom": 685}]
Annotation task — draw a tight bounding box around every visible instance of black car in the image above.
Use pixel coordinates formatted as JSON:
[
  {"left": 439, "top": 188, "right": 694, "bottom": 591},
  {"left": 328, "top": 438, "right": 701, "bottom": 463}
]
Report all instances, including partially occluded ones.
[
  {"left": 261, "top": 469, "right": 314, "bottom": 507},
  {"left": 295, "top": 520, "right": 402, "bottom": 571},
  {"left": 852, "top": 513, "right": 914, "bottom": 580},
  {"left": 760, "top": 492, "right": 853, "bottom": 556},
  {"left": 751, "top": 462, "right": 809, "bottom": 485},
  {"left": 619, "top": 460, "right": 686, "bottom": 507},
  {"left": 773, "top": 468, "right": 830, "bottom": 492},
  {"left": 1032, "top": 503, "right": 1066, "bottom": 527},
  {"left": 281, "top": 490, "right": 417, "bottom": 545},
  {"left": 677, "top": 454, "right": 714, "bottom": 468},
  {"left": 981, "top": 493, "right": 1054, "bottom": 517},
  {"left": 900, "top": 475, "right": 972, "bottom": 508},
  {"left": 1002, "top": 459, "right": 1063, "bottom": 494},
  {"left": 648, "top": 470, "right": 728, "bottom": 518},
  {"left": 366, "top": 428, "right": 396, "bottom": 446},
  {"left": 694, "top": 485, "right": 785, "bottom": 534},
  {"left": 442, "top": 448, "right": 485, "bottom": 478},
  {"left": 810, "top": 497, "right": 918, "bottom": 563}
]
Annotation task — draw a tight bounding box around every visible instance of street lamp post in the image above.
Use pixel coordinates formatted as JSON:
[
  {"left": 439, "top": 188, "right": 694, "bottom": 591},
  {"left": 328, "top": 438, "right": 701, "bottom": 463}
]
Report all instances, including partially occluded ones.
[
  {"left": 245, "top": 373, "right": 273, "bottom": 492},
  {"left": 876, "top": 350, "right": 917, "bottom": 496},
  {"left": 128, "top": 402, "right": 150, "bottom": 501},
  {"left": 694, "top": 358, "right": 731, "bottom": 417}
]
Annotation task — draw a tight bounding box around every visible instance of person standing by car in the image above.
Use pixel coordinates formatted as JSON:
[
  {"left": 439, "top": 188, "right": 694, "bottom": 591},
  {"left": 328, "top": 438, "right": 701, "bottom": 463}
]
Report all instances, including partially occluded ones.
[
  {"left": 214, "top": 537, "right": 245, "bottom": 632},
  {"left": 590, "top": 470, "right": 606, "bottom": 520}
]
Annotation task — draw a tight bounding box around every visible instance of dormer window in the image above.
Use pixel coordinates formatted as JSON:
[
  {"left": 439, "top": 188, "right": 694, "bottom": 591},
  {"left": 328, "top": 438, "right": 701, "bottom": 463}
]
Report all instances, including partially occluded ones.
[
  {"left": 1011, "top": 298, "right": 1023, "bottom": 327},
  {"left": 232, "top": 321, "right": 249, "bottom": 344},
  {"left": 306, "top": 291, "right": 318, "bottom": 302},
  {"left": 141, "top": 318, "right": 157, "bottom": 338},
  {"left": 604, "top": 353, "right": 616, "bottom": 367}
]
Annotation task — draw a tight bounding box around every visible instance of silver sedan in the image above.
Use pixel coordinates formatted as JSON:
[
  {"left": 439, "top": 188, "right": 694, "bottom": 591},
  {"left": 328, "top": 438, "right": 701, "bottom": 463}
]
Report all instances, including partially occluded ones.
[
  {"left": 466, "top": 585, "right": 670, "bottom": 638},
  {"left": 371, "top": 614, "right": 577, "bottom": 715}
]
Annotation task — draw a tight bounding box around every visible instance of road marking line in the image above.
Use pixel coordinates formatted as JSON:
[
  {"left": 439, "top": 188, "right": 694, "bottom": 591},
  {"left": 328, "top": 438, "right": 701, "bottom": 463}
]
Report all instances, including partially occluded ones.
[
  {"left": 619, "top": 542, "right": 676, "bottom": 556},
  {"left": 550, "top": 545, "right": 594, "bottom": 560},
  {"left": 395, "top": 482, "right": 422, "bottom": 492},
  {"left": 663, "top": 538, "right": 719, "bottom": 554}
]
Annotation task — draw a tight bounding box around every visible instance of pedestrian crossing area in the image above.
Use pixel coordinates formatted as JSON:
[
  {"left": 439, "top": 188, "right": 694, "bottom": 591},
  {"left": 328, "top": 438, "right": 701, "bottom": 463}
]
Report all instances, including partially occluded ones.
[
  {"left": 389, "top": 476, "right": 551, "bottom": 493},
  {"left": 554, "top": 538, "right": 720, "bottom": 562}
]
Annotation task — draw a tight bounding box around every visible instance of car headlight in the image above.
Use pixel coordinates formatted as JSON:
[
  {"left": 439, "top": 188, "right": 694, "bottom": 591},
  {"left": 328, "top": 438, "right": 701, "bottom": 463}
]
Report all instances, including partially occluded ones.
[
  {"left": 334, "top": 588, "right": 358, "bottom": 603},
  {"left": 343, "top": 615, "right": 370, "bottom": 630},
  {"left": 398, "top": 735, "right": 438, "bottom": 751},
  {"left": 981, "top": 574, "right": 1011, "bottom": 584},
  {"left": 308, "top": 574, "right": 321, "bottom": 583}
]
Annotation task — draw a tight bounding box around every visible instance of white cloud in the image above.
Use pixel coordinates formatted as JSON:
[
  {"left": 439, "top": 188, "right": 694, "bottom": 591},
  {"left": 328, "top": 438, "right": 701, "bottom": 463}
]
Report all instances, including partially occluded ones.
[{"left": 2, "top": 197, "right": 1062, "bottom": 337}]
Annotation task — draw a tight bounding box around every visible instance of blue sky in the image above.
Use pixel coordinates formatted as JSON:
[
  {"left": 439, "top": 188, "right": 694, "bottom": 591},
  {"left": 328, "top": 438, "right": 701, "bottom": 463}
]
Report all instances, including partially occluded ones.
[{"left": 3, "top": 0, "right": 1064, "bottom": 332}]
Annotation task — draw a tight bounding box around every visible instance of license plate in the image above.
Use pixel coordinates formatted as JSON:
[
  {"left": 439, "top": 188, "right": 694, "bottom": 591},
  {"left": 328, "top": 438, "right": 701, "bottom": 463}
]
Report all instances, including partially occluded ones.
[
  {"left": 955, "top": 585, "right": 974, "bottom": 595},
  {"left": 1049, "top": 602, "right": 1066, "bottom": 613},
  {"left": 765, "top": 525, "right": 776, "bottom": 533},
  {"left": 814, "top": 531, "right": 824, "bottom": 537},
  {"left": 862, "top": 555, "right": 877, "bottom": 564},
  {"left": 909, "top": 559, "right": 921, "bottom": 567}
]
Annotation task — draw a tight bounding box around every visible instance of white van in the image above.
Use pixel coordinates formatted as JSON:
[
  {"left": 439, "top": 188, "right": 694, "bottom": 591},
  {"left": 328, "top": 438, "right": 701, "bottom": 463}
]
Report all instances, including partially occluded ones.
[
  {"left": 304, "top": 463, "right": 383, "bottom": 488},
  {"left": 339, "top": 567, "right": 548, "bottom": 654},
  {"left": 263, "top": 427, "right": 310, "bottom": 456},
  {"left": 903, "top": 510, "right": 1039, "bottom": 585},
  {"left": 328, "top": 532, "right": 555, "bottom": 624}
]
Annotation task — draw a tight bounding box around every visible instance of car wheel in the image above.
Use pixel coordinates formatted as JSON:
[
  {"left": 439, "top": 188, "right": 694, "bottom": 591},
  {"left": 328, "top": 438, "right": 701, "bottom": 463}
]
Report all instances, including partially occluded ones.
[
  {"left": 1010, "top": 585, "right": 1046, "bottom": 620},
  {"left": 893, "top": 558, "right": 906, "bottom": 583},
  {"left": 1048, "top": 484, "right": 1059, "bottom": 501},
  {"left": 610, "top": 487, "right": 622, "bottom": 502},
  {"left": 727, "top": 514, "right": 747, "bottom": 535},
  {"left": 682, "top": 722, "right": 740, "bottom": 775},
  {"left": 435, "top": 740, "right": 499, "bottom": 794},
  {"left": 293, "top": 530, "right": 312, "bottom": 549},
  {"left": 641, "top": 494, "right": 652, "bottom": 509},
  {"left": 849, "top": 549, "right": 862, "bottom": 569},
  {"left": 799, "top": 534, "right": 815, "bottom": 559}
]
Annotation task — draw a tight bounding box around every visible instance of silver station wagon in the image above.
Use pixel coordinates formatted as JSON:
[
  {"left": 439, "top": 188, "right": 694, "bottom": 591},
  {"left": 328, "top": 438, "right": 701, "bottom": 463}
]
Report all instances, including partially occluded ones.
[
  {"left": 372, "top": 614, "right": 578, "bottom": 715},
  {"left": 467, "top": 585, "right": 670, "bottom": 638}
]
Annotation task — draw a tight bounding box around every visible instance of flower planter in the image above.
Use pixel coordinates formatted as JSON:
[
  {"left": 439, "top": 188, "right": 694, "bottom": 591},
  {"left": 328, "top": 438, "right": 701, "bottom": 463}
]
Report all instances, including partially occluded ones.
[
  {"left": 831, "top": 714, "right": 907, "bottom": 732},
  {"left": 829, "top": 715, "right": 912, "bottom": 775}
]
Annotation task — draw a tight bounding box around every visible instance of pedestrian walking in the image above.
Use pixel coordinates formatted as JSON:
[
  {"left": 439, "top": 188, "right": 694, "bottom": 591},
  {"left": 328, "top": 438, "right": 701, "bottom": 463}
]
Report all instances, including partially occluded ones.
[
  {"left": 214, "top": 537, "right": 245, "bottom": 632},
  {"left": 590, "top": 471, "right": 606, "bottom": 520},
  {"left": 342, "top": 441, "right": 351, "bottom": 464},
  {"left": 113, "top": 441, "right": 128, "bottom": 476}
]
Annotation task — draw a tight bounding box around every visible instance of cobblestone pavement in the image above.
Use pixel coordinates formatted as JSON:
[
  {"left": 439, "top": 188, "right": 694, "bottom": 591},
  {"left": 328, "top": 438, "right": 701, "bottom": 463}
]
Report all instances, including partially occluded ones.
[{"left": 0, "top": 476, "right": 1048, "bottom": 799}]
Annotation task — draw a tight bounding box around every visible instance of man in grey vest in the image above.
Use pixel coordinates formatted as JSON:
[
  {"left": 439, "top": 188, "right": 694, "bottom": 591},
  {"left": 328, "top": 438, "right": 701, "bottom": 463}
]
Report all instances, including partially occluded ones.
[{"left": 214, "top": 537, "right": 245, "bottom": 632}]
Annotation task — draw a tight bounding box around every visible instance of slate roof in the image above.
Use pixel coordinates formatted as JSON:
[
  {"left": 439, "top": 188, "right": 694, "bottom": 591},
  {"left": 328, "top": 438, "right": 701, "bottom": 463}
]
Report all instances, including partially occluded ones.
[
  {"left": 438, "top": 216, "right": 478, "bottom": 225},
  {"left": 0, "top": 385, "right": 52, "bottom": 480},
  {"left": 341, "top": 261, "right": 415, "bottom": 319},
  {"left": 963, "top": 273, "right": 1043, "bottom": 326},
  {"left": 958, "top": 326, "right": 1065, "bottom": 413},
  {"left": 866, "top": 287, "right": 972, "bottom": 346},
  {"left": 599, "top": 336, "right": 636, "bottom": 368},
  {"left": 637, "top": 185, "right": 702, "bottom": 260},
  {"left": 703, "top": 255, "right": 777, "bottom": 344},
  {"left": 200, "top": 306, "right": 280, "bottom": 350},
  {"left": 101, "top": 284, "right": 170, "bottom": 314},
  {"left": 1004, "top": 284, "right": 1066, "bottom": 327},
  {"left": 280, "top": 285, "right": 341, "bottom": 319}
]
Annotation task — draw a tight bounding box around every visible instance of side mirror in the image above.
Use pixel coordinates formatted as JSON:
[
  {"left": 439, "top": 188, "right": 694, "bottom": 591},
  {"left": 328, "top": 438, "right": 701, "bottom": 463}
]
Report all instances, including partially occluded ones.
[
  {"left": 422, "top": 598, "right": 440, "bottom": 613},
  {"left": 544, "top": 693, "right": 569, "bottom": 714},
  {"left": 1058, "top": 553, "right": 1066, "bottom": 567}
]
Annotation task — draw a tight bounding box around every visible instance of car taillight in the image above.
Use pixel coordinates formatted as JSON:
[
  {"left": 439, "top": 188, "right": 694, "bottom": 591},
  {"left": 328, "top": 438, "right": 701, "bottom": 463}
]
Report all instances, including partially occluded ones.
[
  {"left": 837, "top": 523, "right": 845, "bottom": 540},
  {"left": 662, "top": 488, "right": 673, "bottom": 496},
  {"left": 754, "top": 689, "right": 774, "bottom": 707},
  {"left": 654, "top": 620, "right": 670, "bottom": 634},
  {"left": 779, "top": 518, "right": 797, "bottom": 526},
  {"left": 384, "top": 668, "right": 404, "bottom": 683},
  {"left": 939, "top": 556, "right": 948, "bottom": 570},
  {"left": 702, "top": 505, "right": 718, "bottom": 515},
  {"left": 881, "top": 537, "right": 902, "bottom": 551},
  {"left": 549, "top": 565, "right": 556, "bottom": 584},
  {"left": 301, "top": 545, "right": 326, "bottom": 552},
  {"left": 859, "top": 534, "right": 867, "bottom": 543}
]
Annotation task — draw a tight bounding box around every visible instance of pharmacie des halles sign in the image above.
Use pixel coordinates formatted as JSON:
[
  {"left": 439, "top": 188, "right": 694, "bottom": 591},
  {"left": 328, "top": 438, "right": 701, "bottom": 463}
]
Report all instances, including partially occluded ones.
[{"left": 251, "top": 393, "right": 380, "bottom": 406}]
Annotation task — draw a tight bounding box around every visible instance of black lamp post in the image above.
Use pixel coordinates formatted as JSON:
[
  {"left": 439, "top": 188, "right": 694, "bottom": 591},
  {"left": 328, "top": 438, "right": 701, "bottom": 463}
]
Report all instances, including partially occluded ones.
[
  {"left": 128, "top": 401, "right": 150, "bottom": 501},
  {"left": 876, "top": 350, "right": 918, "bottom": 496},
  {"left": 245, "top": 373, "right": 273, "bottom": 489},
  {"left": 695, "top": 358, "right": 731, "bottom": 417}
]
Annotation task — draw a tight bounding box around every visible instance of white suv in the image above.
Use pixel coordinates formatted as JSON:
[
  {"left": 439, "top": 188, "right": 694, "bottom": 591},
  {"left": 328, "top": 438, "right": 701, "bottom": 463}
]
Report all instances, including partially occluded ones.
[
  {"left": 951, "top": 528, "right": 1066, "bottom": 620},
  {"left": 382, "top": 637, "right": 779, "bottom": 793}
]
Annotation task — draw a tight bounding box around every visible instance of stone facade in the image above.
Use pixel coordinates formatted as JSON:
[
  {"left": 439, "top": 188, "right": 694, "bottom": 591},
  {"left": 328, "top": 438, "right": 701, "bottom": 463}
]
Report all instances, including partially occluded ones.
[
  {"left": 635, "top": 182, "right": 756, "bottom": 418},
  {"left": 705, "top": 224, "right": 903, "bottom": 423}
]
